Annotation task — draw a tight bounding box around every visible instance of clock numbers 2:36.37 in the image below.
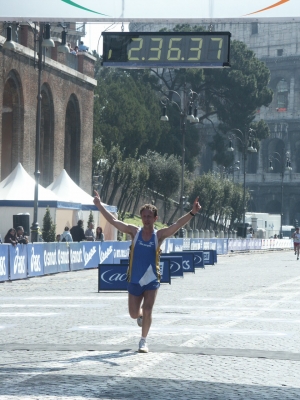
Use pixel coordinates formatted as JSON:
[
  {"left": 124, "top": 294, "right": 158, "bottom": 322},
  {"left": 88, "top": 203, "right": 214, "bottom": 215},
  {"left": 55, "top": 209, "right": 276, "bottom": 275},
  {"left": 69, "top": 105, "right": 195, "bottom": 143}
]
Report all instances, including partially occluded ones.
[{"left": 122, "top": 36, "right": 224, "bottom": 62}]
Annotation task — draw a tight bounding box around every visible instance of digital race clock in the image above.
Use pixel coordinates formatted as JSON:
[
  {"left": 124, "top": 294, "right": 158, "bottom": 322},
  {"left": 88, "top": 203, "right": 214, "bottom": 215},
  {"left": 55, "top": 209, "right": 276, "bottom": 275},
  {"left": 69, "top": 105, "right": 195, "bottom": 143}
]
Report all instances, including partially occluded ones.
[{"left": 102, "top": 31, "right": 231, "bottom": 69}]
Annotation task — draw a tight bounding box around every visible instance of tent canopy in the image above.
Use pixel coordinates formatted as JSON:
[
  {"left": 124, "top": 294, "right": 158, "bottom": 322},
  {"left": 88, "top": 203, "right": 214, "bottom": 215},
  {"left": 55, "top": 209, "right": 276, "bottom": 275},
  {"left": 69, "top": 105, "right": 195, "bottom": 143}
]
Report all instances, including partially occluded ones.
[
  {"left": 0, "top": 163, "right": 79, "bottom": 209},
  {"left": 47, "top": 169, "right": 117, "bottom": 212}
]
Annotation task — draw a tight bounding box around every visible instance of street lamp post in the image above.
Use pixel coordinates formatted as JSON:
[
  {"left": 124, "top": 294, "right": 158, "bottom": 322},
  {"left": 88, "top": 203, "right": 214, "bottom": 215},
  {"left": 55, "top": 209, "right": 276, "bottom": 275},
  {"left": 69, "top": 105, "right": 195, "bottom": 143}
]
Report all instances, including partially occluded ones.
[
  {"left": 268, "top": 151, "right": 292, "bottom": 238},
  {"left": 160, "top": 85, "right": 200, "bottom": 236},
  {"left": 227, "top": 128, "right": 257, "bottom": 238}
]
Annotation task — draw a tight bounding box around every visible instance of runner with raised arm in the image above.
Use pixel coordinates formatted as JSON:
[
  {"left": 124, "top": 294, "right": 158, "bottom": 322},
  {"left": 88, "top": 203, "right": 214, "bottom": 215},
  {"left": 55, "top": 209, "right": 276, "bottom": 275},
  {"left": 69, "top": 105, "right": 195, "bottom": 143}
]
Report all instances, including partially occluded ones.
[{"left": 93, "top": 191, "right": 201, "bottom": 353}]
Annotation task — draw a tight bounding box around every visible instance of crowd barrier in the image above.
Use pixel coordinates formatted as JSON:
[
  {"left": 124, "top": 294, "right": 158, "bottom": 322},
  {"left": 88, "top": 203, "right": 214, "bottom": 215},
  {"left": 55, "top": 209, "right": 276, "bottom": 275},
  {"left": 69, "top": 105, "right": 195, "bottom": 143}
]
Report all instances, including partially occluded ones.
[{"left": 0, "top": 237, "right": 293, "bottom": 283}]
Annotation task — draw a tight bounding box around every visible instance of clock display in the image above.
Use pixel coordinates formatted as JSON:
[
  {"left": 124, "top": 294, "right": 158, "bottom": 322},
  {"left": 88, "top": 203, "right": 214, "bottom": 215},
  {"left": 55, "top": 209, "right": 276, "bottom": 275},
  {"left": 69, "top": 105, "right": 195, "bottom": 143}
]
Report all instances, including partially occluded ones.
[{"left": 102, "top": 32, "right": 231, "bottom": 68}]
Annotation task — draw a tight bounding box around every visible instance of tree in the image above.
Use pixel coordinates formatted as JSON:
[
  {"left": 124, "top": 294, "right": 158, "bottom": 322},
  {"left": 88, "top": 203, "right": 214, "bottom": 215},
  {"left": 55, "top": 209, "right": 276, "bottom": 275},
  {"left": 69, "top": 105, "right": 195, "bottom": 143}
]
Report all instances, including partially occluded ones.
[
  {"left": 42, "top": 207, "right": 56, "bottom": 242},
  {"left": 87, "top": 211, "right": 94, "bottom": 228}
]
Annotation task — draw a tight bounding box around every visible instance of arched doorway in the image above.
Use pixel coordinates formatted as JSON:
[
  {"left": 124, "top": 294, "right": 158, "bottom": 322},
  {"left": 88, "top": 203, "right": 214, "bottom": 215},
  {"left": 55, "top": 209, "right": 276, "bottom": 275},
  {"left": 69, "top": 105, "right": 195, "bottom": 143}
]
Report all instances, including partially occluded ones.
[
  {"left": 1, "top": 70, "right": 24, "bottom": 180},
  {"left": 266, "top": 200, "right": 281, "bottom": 214},
  {"left": 64, "top": 95, "right": 80, "bottom": 184},
  {"left": 40, "top": 83, "right": 54, "bottom": 187}
]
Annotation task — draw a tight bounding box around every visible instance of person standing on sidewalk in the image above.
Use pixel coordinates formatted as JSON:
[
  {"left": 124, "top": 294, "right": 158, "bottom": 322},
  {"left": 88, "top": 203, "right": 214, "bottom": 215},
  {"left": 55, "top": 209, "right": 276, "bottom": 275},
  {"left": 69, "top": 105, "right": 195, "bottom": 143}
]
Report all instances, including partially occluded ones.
[
  {"left": 93, "top": 190, "right": 201, "bottom": 353},
  {"left": 292, "top": 227, "right": 300, "bottom": 260}
]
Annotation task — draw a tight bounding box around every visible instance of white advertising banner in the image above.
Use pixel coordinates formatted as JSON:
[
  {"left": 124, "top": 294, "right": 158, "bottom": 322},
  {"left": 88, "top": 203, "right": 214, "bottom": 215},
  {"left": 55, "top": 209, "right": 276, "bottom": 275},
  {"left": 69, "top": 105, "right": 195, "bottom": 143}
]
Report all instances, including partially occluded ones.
[{"left": 1, "top": 0, "right": 300, "bottom": 22}]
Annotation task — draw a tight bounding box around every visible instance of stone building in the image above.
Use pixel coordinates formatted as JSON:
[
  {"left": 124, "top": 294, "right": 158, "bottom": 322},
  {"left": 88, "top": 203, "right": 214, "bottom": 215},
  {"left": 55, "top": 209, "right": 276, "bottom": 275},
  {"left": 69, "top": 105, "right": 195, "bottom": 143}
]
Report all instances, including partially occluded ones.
[
  {"left": 130, "top": 21, "right": 300, "bottom": 225},
  {"left": 0, "top": 22, "right": 96, "bottom": 193}
]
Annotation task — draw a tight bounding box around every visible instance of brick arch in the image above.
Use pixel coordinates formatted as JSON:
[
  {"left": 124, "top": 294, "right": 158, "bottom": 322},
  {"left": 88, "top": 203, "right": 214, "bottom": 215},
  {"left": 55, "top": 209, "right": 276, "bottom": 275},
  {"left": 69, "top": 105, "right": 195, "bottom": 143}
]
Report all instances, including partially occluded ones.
[
  {"left": 1, "top": 69, "right": 24, "bottom": 180},
  {"left": 64, "top": 94, "right": 81, "bottom": 184},
  {"left": 40, "top": 83, "right": 54, "bottom": 187}
]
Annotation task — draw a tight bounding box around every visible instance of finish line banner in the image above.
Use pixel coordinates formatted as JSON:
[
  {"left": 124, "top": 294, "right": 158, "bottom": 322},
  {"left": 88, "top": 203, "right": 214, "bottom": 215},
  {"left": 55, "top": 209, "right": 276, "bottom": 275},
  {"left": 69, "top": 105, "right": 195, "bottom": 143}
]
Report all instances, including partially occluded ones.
[{"left": 1, "top": 1, "right": 300, "bottom": 22}]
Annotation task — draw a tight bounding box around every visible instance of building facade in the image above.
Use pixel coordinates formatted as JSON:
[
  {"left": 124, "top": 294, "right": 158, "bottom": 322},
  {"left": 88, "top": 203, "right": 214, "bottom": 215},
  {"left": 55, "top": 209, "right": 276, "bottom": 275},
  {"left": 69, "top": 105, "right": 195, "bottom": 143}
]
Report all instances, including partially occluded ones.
[
  {"left": 0, "top": 22, "right": 96, "bottom": 193},
  {"left": 130, "top": 21, "right": 300, "bottom": 225}
]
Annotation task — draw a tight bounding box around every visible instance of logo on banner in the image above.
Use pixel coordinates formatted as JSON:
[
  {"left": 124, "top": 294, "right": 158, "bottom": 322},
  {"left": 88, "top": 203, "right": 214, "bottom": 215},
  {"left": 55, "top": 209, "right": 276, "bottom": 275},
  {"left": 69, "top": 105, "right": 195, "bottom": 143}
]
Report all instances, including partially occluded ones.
[
  {"left": 174, "top": 245, "right": 182, "bottom": 251},
  {"left": 167, "top": 242, "right": 173, "bottom": 253},
  {"left": 159, "top": 262, "right": 164, "bottom": 277},
  {"left": 0, "top": 256, "right": 6, "bottom": 276},
  {"left": 182, "top": 260, "right": 190, "bottom": 270},
  {"left": 70, "top": 248, "right": 83, "bottom": 264},
  {"left": 30, "top": 247, "right": 41, "bottom": 272},
  {"left": 194, "top": 255, "right": 202, "bottom": 264},
  {"left": 113, "top": 249, "right": 129, "bottom": 258},
  {"left": 44, "top": 249, "right": 57, "bottom": 267},
  {"left": 101, "top": 269, "right": 127, "bottom": 284},
  {"left": 99, "top": 245, "right": 113, "bottom": 263},
  {"left": 171, "top": 261, "right": 180, "bottom": 273},
  {"left": 204, "top": 252, "right": 210, "bottom": 261},
  {"left": 191, "top": 242, "right": 200, "bottom": 250},
  {"left": 14, "top": 247, "right": 26, "bottom": 274},
  {"left": 83, "top": 245, "right": 96, "bottom": 267},
  {"left": 58, "top": 249, "right": 69, "bottom": 265}
]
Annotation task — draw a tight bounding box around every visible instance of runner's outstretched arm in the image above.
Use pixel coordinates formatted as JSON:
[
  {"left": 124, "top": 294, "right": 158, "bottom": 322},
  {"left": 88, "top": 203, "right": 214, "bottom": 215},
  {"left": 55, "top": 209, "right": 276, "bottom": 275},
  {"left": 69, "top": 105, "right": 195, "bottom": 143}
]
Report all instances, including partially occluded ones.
[
  {"left": 157, "top": 197, "right": 201, "bottom": 242},
  {"left": 93, "top": 190, "right": 137, "bottom": 238}
]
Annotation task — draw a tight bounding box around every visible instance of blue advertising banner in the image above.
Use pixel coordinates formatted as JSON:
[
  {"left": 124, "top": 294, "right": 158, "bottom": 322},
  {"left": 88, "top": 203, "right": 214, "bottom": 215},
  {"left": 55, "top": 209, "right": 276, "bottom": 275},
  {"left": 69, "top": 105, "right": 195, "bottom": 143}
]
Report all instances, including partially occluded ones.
[
  {"left": 203, "top": 250, "right": 215, "bottom": 265},
  {"left": 83, "top": 242, "right": 100, "bottom": 269},
  {"left": 169, "top": 252, "right": 194, "bottom": 273},
  {"left": 190, "top": 239, "right": 203, "bottom": 251},
  {"left": 161, "top": 255, "right": 183, "bottom": 277},
  {"left": 9, "top": 244, "right": 28, "bottom": 280},
  {"left": 98, "top": 264, "right": 128, "bottom": 291},
  {"left": 27, "top": 243, "right": 44, "bottom": 277},
  {"left": 113, "top": 241, "right": 130, "bottom": 264},
  {"left": 0, "top": 245, "right": 9, "bottom": 282},
  {"left": 159, "top": 259, "right": 171, "bottom": 284},
  {"left": 165, "top": 238, "right": 184, "bottom": 253},
  {"left": 99, "top": 242, "right": 114, "bottom": 264},
  {"left": 57, "top": 243, "right": 70, "bottom": 272},
  {"left": 69, "top": 242, "right": 84, "bottom": 271},
  {"left": 44, "top": 243, "right": 58, "bottom": 274},
  {"left": 191, "top": 251, "right": 205, "bottom": 268}
]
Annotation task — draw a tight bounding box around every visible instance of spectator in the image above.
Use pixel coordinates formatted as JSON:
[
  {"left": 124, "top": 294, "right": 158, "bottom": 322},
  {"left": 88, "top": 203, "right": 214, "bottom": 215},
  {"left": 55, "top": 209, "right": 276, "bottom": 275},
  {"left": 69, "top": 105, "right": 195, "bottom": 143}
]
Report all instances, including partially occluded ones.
[
  {"left": 56, "top": 234, "right": 61, "bottom": 242},
  {"left": 95, "top": 226, "right": 105, "bottom": 242},
  {"left": 71, "top": 45, "right": 78, "bottom": 55},
  {"left": 78, "top": 41, "right": 89, "bottom": 52},
  {"left": 60, "top": 226, "right": 73, "bottom": 242},
  {"left": 85, "top": 222, "right": 95, "bottom": 241},
  {"left": 70, "top": 219, "right": 86, "bottom": 242},
  {"left": 4, "top": 228, "right": 17, "bottom": 246},
  {"left": 16, "top": 226, "right": 28, "bottom": 244}
]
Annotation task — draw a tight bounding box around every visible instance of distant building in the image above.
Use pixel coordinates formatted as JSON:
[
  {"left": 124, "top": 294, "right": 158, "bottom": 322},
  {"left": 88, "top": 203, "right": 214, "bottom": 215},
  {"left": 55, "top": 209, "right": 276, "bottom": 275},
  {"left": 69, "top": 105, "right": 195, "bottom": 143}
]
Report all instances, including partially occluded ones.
[
  {"left": 0, "top": 22, "right": 96, "bottom": 192},
  {"left": 130, "top": 21, "right": 300, "bottom": 225}
]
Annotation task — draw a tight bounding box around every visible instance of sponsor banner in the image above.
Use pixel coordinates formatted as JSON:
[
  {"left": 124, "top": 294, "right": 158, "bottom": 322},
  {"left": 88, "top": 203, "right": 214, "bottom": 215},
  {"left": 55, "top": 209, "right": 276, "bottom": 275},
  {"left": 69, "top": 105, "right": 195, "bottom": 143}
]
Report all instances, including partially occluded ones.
[
  {"left": 190, "top": 239, "right": 202, "bottom": 251},
  {"left": 209, "top": 239, "right": 217, "bottom": 251},
  {"left": 2, "top": 1, "right": 300, "bottom": 22},
  {"left": 44, "top": 243, "right": 58, "bottom": 274},
  {"left": 191, "top": 251, "right": 204, "bottom": 269},
  {"left": 57, "top": 243, "right": 70, "bottom": 272},
  {"left": 169, "top": 252, "right": 194, "bottom": 273},
  {"left": 159, "top": 259, "right": 171, "bottom": 284},
  {"left": 183, "top": 238, "right": 191, "bottom": 251},
  {"left": 99, "top": 242, "right": 114, "bottom": 264},
  {"left": 27, "top": 244, "right": 44, "bottom": 277},
  {"left": 113, "top": 241, "right": 130, "bottom": 264},
  {"left": 98, "top": 264, "right": 128, "bottom": 291},
  {"left": 165, "top": 255, "right": 183, "bottom": 278},
  {"left": 69, "top": 242, "right": 84, "bottom": 271},
  {"left": 203, "top": 250, "right": 215, "bottom": 265},
  {"left": 0, "top": 245, "right": 9, "bottom": 282},
  {"left": 165, "top": 238, "right": 184, "bottom": 253},
  {"left": 83, "top": 242, "right": 99, "bottom": 269},
  {"left": 9, "top": 244, "right": 28, "bottom": 280}
]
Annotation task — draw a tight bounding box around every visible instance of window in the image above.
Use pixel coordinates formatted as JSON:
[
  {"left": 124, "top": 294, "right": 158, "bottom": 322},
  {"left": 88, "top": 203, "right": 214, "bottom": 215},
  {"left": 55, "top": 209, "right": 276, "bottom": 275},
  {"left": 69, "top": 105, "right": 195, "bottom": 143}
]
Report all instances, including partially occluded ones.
[
  {"left": 251, "top": 22, "right": 258, "bottom": 34},
  {"left": 276, "top": 79, "right": 288, "bottom": 110},
  {"left": 277, "top": 49, "right": 283, "bottom": 56}
]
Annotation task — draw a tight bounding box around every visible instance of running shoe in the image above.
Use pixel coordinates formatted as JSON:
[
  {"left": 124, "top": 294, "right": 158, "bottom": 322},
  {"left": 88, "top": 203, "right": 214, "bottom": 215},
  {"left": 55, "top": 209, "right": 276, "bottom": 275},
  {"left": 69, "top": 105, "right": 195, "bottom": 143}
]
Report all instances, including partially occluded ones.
[
  {"left": 138, "top": 338, "right": 148, "bottom": 353},
  {"left": 137, "top": 316, "right": 143, "bottom": 327}
]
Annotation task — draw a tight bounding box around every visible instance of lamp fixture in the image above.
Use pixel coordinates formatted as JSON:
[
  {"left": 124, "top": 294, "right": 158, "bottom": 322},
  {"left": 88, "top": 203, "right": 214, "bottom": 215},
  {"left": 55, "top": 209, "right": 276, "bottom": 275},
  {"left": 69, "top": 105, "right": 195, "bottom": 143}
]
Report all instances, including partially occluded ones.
[
  {"left": 227, "top": 140, "right": 234, "bottom": 152},
  {"left": 58, "top": 29, "right": 70, "bottom": 53},
  {"left": 186, "top": 104, "right": 195, "bottom": 122},
  {"left": 160, "top": 106, "right": 169, "bottom": 122},
  {"left": 3, "top": 26, "right": 16, "bottom": 50},
  {"left": 42, "top": 23, "right": 55, "bottom": 48}
]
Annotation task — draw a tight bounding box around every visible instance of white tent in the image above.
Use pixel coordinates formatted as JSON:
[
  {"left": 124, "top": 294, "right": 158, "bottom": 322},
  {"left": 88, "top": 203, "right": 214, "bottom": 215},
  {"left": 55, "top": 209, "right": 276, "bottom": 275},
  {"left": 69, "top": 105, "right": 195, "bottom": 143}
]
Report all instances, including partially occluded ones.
[
  {"left": 0, "top": 163, "right": 80, "bottom": 240},
  {"left": 47, "top": 169, "right": 117, "bottom": 240}
]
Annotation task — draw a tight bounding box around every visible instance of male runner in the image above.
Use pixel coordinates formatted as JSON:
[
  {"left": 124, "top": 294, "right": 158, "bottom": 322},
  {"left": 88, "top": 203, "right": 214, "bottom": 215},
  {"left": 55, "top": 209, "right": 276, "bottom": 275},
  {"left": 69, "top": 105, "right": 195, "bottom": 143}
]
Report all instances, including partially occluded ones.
[
  {"left": 292, "top": 227, "right": 300, "bottom": 260},
  {"left": 93, "top": 191, "right": 201, "bottom": 353}
]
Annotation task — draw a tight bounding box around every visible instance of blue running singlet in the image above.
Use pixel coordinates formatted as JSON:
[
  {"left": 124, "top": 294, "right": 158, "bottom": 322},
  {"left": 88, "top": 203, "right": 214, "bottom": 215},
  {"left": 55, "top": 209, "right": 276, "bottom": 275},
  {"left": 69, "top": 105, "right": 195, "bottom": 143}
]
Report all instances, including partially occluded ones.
[{"left": 127, "top": 228, "right": 161, "bottom": 285}]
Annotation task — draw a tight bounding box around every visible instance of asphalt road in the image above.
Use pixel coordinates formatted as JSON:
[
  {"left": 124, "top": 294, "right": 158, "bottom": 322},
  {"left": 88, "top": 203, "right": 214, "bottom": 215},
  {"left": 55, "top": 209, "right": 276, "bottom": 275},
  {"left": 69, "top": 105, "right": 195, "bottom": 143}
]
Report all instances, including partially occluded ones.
[{"left": 1, "top": 249, "right": 300, "bottom": 399}]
